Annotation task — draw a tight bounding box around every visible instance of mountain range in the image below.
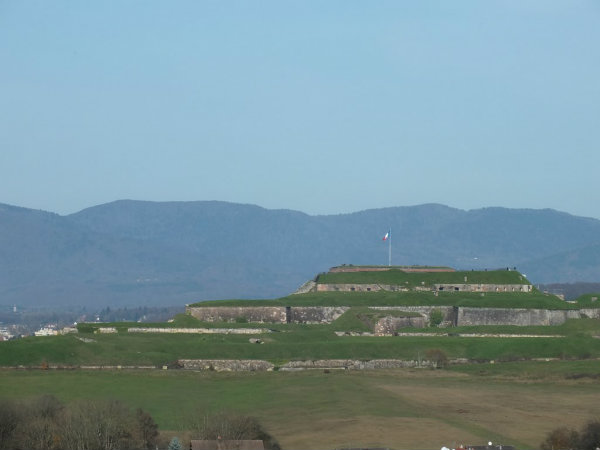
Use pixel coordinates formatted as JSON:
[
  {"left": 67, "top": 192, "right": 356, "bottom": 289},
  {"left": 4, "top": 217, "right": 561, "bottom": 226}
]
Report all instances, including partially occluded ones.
[{"left": 1, "top": 200, "right": 599, "bottom": 308}]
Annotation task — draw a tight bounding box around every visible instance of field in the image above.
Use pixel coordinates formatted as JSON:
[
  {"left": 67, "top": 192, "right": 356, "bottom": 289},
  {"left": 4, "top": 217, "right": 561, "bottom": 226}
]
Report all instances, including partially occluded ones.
[
  {"left": 2, "top": 318, "right": 600, "bottom": 366},
  {"left": 1, "top": 361, "right": 600, "bottom": 449}
]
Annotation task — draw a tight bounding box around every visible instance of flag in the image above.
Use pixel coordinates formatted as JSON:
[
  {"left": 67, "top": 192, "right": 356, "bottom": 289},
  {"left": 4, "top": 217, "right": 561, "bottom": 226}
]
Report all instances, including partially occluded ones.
[{"left": 382, "top": 230, "right": 390, "bottom": 241}]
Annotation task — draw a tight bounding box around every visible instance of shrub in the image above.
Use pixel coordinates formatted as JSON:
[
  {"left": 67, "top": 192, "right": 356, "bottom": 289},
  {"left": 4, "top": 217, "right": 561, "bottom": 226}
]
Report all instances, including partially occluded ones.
[
  {"left": 426, "top": 348, "right": 448, "bottom": 369},
  {"left": 429, "top": 309, "right": 444, "bottom": 327},
  {"left": 168, "top": 437, "right": 182, "bottom": 450},
  {"left": 540, "top": 419, "right": 600, "bottom": 450}
]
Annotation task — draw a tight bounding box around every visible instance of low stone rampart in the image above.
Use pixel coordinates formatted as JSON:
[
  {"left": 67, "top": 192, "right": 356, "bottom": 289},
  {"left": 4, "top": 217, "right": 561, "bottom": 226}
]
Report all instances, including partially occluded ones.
[
  {"left": 369, "top": 306, "right": 456, "bottom": 323},
  {"left": 456, "top": 307, "right": 600, "bottom": 326},
  {"left": 128, "top": 327, "right": 268, "bottom": 334},
  {"left": 187, "top": 306, "right": 287, "bottom": 323},
  {"left": 316, "top": 284, "right": 409, "bottom": 293},
  {"left": 289, "top": 306, "right": 349, "bottom": 323},
  {"left": 280, "top": 359, "right": 437, "bottom": 370},
  {"left": 434, "top": 283, "right": 532, "bottom": 293},
  {"left": 374, "top": 316, "right": 427, "bottom": 335},
  {"left": 317, "top": 283, "right": 532, "bottom": 293},
  {"left": 187, "top": 305, "right": 600, "bottom": 327},
  {"left": 178, "top": 359, "right": 274, "bottom": 371}
]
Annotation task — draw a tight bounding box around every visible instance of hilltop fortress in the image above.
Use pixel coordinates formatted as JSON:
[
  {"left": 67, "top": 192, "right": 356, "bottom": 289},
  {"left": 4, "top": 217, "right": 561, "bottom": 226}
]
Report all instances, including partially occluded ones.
[{"left": 186, "top": 266, "right": 600, "bottom": 331}]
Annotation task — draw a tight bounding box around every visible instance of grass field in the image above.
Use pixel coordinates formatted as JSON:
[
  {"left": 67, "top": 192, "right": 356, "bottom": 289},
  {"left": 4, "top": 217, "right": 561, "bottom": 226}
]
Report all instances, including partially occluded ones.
[
  {"left": 1, "top": 361, "right": 599, "bottom": 449},
  {"left": 2, "top": 318, "right": 600, "bottom": 366}
]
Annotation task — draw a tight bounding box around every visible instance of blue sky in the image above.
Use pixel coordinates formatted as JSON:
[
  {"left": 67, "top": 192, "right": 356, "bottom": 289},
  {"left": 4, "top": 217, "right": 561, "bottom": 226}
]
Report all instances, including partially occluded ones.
[{"left": 1, "top": 1, "right": 599, "bottom": 218}]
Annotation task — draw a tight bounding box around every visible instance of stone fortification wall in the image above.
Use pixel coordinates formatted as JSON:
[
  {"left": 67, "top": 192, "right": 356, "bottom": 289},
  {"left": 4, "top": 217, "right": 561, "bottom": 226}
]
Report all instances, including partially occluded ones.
[
  {"left": 369, "top": 306, "right": 456, "bottom": 322},
  {"left": 177, "top": 359, "right": 440, "bottom": 371},
  {"left": 187, "top": 305, "right": 600, "bottom": 327},
  {"left": 187, "top": 306, "right": 287, "bottom": 323},
  {"left": 434, "top": 283, "right": 532, "bottom": 293},
  {"left": 289, "top": 306, "right": 349, "bottom": 323},
  {"left": 178, "top": 359, "right": 274, "bottom": 371},
  {"left": 329, "top": 267, "right": 391, "bottom": 273},
  {"left": 317, "top": 283, "right": 532, "bottom": 293},
  {"left": 374, "top": 316, "right": 427, "bottom": 335},
  {"left": 280, "top": 359, "right": 437, "bottom": 370},
  {"left": 328, "top": 266, "right": 455, "bottom": 273},
  {"left": 316, "top": 284, "right": 409, "bottom": 293},
  {"left": 456, "top": 307, "right": 600, "bottom": 326},
  {"left": 187, "top": 305, "right": 349, "bottom": 324},
  {"left": 128, "top": 327, "right": 268, "bottom": 334}
]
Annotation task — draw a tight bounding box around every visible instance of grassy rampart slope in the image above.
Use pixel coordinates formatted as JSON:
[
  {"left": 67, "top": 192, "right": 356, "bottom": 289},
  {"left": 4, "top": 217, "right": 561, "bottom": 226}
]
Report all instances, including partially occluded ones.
[
  {"left": 191, "top": 290, "right": 571, "bottom": 309},
  {"left": 316, "top": 268, "right": 529, "bottom": 286}
]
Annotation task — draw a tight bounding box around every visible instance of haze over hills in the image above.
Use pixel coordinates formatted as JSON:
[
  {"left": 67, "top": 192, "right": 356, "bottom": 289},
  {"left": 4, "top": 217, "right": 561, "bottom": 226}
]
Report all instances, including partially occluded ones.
[{"left": 1, "top": 200, "right": 599, "bottom": 308}]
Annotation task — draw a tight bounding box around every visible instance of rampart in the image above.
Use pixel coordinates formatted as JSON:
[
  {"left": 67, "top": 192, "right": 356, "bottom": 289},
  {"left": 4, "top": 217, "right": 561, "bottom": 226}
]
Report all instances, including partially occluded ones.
[
  {"left": 457, "top": 307, "right": 600, "bottom": 326},
  {"left": 127, "top": 327, "right": 268, "bottom": 334},
  {"left": 315, "top": 283, "right": 532, "bottom": 293},
  {"left": 373, "top": 316, "right": 427, "bottom": 335},
  {"left": 186, "top": 306, "right": 349, "bottom": 324},
  {"left": 188, "top": 306, "right": 286, "bottom": 323},
  {"left": 187, "top": 305, "right": 600, "bottom": 328},
  {"left": 434, "top": 284, "right": 533, "bottom": 293},
  {"left": 328, "top": 266, "right": 455, "bottom": 273},
  {"left": 316, "top": 284, "right": 409, "bottom": 293}
]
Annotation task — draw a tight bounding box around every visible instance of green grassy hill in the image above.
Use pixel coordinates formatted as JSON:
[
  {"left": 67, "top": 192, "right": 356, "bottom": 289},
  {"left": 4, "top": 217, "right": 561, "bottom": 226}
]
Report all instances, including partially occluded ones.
[{"left": 316, "top": 268, "right": 529, "bottom": 286}]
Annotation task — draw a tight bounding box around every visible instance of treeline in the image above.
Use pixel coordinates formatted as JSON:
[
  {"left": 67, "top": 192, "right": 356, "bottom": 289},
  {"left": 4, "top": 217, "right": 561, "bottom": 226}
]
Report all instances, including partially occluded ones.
[
  {"left": 541, "top": 419, "right": 600, "bottom": 450},
  {"left": 0, "top": 396, "right": 281, "bottom": 450},
  {"left": 0, "top": 395, "right": 158, "bottom": 450}
]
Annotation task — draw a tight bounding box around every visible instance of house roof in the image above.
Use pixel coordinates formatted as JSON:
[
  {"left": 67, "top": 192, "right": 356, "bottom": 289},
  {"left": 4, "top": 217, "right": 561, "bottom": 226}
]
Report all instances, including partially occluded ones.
[{"left": 190, "top": 440, "right": 265, "bottom": 450}]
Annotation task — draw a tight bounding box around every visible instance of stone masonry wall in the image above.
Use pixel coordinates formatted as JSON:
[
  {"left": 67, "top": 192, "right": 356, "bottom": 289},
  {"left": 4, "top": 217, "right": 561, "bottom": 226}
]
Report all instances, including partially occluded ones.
[
  {"left": 317, "top": 283, "right": 532, "bottom": 293},
  {"left": 290, "top": 307, "right": 349, "bottom": 323},
  {"left": 434, "top": 283, "right": 532, "bottom": 293},
  {"left": 456, "top": 307, "right": 600, "bottom": 326},
  {"left": 374, "top": 316, "right": 427, "bottom": 335},
  {"left": 369, "top": 306, "right": 456, "bottom": 323},
  {"left": 187, "top": 306, "right": 287, "bottom": 323},
  {"left": 187, "top": 305, "right": 600, "bottom": 327},
  {"left": 186, "top": 306, "right": 349, "bottom": 324},
  {"left": 316, "top": 284, "right": 409, "bottom": 293},
  {"left": 128, "top": 327, "right": 267, "bottom": 334},
  {"left": 178, "top": 359, "right": 274, "bottom": 371}
]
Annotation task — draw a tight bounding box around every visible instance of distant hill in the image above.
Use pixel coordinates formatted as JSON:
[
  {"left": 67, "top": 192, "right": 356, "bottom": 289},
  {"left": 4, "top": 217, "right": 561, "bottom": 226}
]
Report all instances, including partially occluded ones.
[{"left": 1, "top": 200, "right": 600, "bottom": 308}]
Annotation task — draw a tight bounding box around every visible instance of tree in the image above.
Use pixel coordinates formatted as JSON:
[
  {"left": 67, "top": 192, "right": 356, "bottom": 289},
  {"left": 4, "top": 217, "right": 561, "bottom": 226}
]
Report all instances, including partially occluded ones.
[
  {"left": 168, "top": 437, "right": 182, "bottom": 450},
  {"left": 135, "top": 408, "right": 159, "bottom": 450},
  {"left": 0, "top": 399, "right": 21, "bottom": 450},
  {"left": 578, "top": 419, "right": 600, "bottom": 450},
  {"left": 540, "top": 426, "right": 579, "bottom": 450}
]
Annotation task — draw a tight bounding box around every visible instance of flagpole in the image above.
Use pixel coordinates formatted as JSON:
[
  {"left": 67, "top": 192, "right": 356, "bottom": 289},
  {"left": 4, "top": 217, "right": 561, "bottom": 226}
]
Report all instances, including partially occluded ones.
[{"left": 388, "top": 228, "right": 392, "bottom": 267}]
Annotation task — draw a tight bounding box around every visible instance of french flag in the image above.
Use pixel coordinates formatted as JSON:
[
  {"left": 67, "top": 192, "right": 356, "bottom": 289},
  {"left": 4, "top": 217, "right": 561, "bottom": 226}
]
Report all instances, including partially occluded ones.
[{"left": 383, "top": 230, "right": 390, "bottom": 241}]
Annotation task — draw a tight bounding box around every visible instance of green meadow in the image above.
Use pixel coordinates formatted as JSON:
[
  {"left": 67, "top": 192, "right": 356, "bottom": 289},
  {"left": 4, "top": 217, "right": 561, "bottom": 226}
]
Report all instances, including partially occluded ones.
[
  {"left": 2, "top": 316, "right": 600, "bottom": 366},
  {"left": 1, "top": 361, "right": 600, "bottom": 449}
]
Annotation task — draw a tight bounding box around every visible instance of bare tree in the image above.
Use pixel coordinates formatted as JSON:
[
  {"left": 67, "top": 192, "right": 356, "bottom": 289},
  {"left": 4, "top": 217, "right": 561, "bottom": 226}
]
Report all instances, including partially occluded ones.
[{"left": 541, "top": 426, "right": 579, "bottom": 450}]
